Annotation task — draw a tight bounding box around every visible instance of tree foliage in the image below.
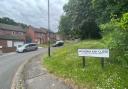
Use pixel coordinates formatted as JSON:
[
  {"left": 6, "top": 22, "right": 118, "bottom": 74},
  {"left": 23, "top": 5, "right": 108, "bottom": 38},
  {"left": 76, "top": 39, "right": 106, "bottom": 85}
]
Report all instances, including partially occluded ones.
[
  {"left": 58, "top": 15, "right": 72, "bottom": 39},
  {"left": 100, "top": 13, "right": 128, "bottom": 66},
  {"left": 59, "top": 0, "right": 128, "bottom": 40},
  {"left": 0, "top": 17, "right": 28, "bottom": 28},
  {"left": 59, "top": 0, "right": 102, "bottom": 40},
  {"left": 92, "top": 0, "right": 128, "bottom": 24}
]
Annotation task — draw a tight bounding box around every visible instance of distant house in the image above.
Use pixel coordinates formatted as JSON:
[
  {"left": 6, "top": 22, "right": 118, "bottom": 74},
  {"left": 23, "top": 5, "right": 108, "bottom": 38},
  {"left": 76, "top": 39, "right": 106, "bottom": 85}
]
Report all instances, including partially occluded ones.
[
  {"left": 56, "top": 34, "right": 63, "bottom": 40},
  {"left": 27, "top": 26, "right": 48, "bottom": 44},
  {"left": 49, "top": 31, "right": 56, "bottom": 42},
  {"left": 26, "top": 26, "right": 56, "bottom": 44},
  {"left": 0, "top": 23, "right": 26, "bottom": 48},
  {"left": 0, "top": 23, "right": 56, "bottom": 48}
]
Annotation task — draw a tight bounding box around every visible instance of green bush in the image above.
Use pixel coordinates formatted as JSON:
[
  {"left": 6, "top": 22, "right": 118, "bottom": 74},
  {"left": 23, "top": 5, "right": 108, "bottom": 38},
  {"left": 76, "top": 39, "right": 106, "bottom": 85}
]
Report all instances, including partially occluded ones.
[{"left": 100, "top": 13, "right": 128, "bottom": 66}]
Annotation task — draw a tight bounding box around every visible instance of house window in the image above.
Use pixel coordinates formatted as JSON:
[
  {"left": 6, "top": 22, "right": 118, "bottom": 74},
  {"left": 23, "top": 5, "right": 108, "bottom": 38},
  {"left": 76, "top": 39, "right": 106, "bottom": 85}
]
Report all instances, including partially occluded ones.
[
  {"left": 19, "top": 32, "right": 24, "bottom": 35},
  {"left": 15, "top": 32, "right": 24, "bottom": 35}
]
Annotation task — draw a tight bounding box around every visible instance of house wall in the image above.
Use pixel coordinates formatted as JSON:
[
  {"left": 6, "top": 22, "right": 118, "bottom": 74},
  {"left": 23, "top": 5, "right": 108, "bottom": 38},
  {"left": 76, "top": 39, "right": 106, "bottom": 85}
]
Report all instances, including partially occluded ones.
[
  {"left": 49, "top": 32, "right": 56, "bottom": 42},
  {"left": 13, "top": 41, "right": 24, "bottom": 48},
  {"left": 0, "top": 47, "right": 16, "bottom": 53},
  {"left": 26, "top": 26, "right": 35, "bottom": 43},
  {"left": 0, "top": 40, "right": 24, "bottom": 48},
  {"left": 27, "top": 26, "right": 49, "bottom": 44},
  {"left": 0, "top": 29, "right": 25, "bottom": 36},
  {"left": 27, "top": 26, "right": 58, "bottom": 44},
  {"left": 0, "top": 29, "right": 26, "bottom": 42},
  {"left": 34, "top": 32, "right": 47, "bottom": 44},
  {"left": 0, "top": 29, "right": 12, "bottom": 35},
  {"left": 56, "top": 34, "right": 63, "bottom": 40},
  {"left": 0, "top": 28, "right": 25, "bottom": 47},
  {"left": 44, "top": 34, "right": 48, "bottom": 43},
  {"left": 0, "top": 40, "right": 7, "bottom": 47}
]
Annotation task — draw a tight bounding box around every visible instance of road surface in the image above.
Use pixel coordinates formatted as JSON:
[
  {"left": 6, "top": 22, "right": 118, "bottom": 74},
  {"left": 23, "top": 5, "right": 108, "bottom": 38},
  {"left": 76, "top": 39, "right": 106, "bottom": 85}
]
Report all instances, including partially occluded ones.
[{"left": 0, "top": 48, "right": 47, "bottom": 89}]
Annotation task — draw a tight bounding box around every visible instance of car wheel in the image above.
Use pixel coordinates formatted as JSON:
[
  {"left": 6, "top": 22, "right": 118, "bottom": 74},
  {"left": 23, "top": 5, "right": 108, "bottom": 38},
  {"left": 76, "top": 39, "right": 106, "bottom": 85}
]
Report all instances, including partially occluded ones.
[
  {"left": 35, "top": 48, "right": 38, "bottom": 50},
  {"left": 23, "top": 49, "right": 27, "bottom": 52}
]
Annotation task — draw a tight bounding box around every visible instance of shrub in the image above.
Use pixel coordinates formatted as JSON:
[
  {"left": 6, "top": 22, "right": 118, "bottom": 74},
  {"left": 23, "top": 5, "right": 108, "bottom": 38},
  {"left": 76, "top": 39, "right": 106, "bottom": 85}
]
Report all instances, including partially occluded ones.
[{"left": 100, "top": 13, "right": 128, "bottom": 66}]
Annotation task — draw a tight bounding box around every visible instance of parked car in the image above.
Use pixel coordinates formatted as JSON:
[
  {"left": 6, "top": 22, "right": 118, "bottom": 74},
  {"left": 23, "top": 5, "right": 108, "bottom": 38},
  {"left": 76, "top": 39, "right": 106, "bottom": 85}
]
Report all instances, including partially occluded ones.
[
  {"left": 16, "top": 43, "right": 38, "bottom": 53},
  {"left": 52, "top": 40, "right": 64, "bottom": 47}
]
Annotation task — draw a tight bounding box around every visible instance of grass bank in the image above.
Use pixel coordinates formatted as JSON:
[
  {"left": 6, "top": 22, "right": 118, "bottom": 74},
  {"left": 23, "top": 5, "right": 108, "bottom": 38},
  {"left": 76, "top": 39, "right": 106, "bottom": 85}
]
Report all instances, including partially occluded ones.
[{"left": 43, "top": 40, "right": 128, "bottom": 89}]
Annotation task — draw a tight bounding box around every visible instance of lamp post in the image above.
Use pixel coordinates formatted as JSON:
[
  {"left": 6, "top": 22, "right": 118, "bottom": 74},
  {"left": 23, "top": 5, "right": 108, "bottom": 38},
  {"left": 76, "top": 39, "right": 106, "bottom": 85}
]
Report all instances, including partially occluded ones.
[{"left": 48, "top": 0, "right": 51, "bottom": 57}]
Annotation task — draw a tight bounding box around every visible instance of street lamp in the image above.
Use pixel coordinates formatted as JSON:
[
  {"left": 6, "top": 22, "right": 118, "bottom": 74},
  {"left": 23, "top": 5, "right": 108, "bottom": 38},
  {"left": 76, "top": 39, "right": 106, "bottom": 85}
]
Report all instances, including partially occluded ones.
[{"left": 48, "top": 0, "right": 51, "bottom": 57}]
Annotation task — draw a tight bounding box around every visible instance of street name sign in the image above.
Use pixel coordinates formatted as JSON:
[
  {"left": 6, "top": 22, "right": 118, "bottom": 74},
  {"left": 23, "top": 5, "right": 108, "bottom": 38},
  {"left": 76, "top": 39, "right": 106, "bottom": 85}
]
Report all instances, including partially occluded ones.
[{"left": 78, "top": 49, "right": 109, "bottom": 58}]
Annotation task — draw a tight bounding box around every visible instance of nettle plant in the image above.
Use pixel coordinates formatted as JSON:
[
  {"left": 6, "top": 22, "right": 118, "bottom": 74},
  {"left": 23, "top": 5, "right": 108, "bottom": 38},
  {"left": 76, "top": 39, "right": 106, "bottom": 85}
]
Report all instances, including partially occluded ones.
[
  {"left": 101, "top": 13, "right": 128, "bottom": 66},
  {"left": 110, "top": 13, "right": 128, "bottom": 66}
]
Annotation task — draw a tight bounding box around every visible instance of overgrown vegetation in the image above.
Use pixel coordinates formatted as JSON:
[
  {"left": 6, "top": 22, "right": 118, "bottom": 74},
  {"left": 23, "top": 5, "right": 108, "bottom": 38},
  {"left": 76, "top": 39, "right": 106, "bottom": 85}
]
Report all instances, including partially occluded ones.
[
  {"left": 59, "top": 0, "right": 128, "bottom": 40},
  {"left": 44, "top": 0, "right": 128, "bottom": 88},
  {"left": 58, "top": 0, "right": 128, "bottom": 70},
  {"left": 100, "top": 13, "right": 128, "bottom": 67},
  {"left": 43, "top": 40, "right": 128, "bottom": 89}
]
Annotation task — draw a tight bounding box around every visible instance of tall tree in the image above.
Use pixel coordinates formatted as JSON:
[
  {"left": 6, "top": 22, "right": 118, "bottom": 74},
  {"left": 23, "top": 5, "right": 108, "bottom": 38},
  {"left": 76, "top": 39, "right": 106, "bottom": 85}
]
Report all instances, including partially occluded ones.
[
  {"left": 61, "top": 0, "right": 101, "bottom": 39},
  {"left": 0, "top": 17, "right": 17, "bottom": 25},
  {"left": 58, "top": 15, "right": 72, "bottom": 39},
  {"left": 0, "top": 17, "right": 28, "bottom": 28},
  {"left": 92, "top": 0, "right": 128, "bottom": 24}
]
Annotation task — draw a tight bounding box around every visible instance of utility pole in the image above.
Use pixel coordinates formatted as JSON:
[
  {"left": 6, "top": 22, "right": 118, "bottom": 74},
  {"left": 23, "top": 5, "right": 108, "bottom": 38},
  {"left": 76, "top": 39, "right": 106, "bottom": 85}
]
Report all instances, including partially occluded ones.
[{"left": 48, "top": 0, "right": 51, "bottom": 57}]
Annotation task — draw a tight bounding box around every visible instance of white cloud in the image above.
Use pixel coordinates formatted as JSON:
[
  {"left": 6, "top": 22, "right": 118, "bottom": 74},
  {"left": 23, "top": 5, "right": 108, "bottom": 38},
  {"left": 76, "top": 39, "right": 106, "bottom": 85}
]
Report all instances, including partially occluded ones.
[{"left": 0, "top": 0, "right": 68, "bottom": 32}]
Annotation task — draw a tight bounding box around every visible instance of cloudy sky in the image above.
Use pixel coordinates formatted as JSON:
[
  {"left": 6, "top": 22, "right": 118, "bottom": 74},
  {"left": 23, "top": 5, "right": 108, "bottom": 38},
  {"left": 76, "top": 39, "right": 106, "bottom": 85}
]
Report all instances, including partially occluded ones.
[{"left": 0, "top": 0, "right": 68, "bottom": 32}]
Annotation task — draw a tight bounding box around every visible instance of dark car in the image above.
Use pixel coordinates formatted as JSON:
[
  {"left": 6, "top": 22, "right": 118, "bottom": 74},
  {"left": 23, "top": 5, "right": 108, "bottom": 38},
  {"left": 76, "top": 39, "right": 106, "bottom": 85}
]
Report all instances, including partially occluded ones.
[{"left": 52, "top": 40, "right": 64, "bottom": 47}]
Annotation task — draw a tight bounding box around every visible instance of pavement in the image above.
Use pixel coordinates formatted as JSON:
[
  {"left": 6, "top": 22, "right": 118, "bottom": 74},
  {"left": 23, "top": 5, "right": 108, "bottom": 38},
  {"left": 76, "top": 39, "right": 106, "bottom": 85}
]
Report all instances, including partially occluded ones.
[
  {"left": 23, "top": 54, "right": 72, "bottom": 89},
  {"left": 0, "top": 52, "right": 16, "bottom": 57},
  {"left": 0, "top": 48, "right": 47, "bottom": 89}
]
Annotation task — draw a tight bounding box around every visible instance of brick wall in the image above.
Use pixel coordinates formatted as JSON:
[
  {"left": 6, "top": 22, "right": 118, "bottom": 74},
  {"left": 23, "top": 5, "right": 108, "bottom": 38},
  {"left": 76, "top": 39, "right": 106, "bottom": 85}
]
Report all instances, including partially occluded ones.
[
  {"left": 0, "top": 29, "right": 12, "bottom": 35},
  {"left": 0, "top": 29, "right": 25, "bottom": 38},
  {"left": 26, "top": 26, "right": 35, "bottom": 43},
  {"left": 27, "top": 26, "right": 49, "bottom": 44},
  {"left": 0, "top": 40, "right": 7, "bottom": 47},
  {"left": 0, "top": 47, "right": 16, "bottom": 53}
]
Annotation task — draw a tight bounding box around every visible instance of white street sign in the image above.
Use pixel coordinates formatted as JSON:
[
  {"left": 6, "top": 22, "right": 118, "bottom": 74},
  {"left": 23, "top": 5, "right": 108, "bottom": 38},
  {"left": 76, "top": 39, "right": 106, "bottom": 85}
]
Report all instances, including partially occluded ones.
[{"left": 78, "top": 49, "right": 109, "bottom": 58}]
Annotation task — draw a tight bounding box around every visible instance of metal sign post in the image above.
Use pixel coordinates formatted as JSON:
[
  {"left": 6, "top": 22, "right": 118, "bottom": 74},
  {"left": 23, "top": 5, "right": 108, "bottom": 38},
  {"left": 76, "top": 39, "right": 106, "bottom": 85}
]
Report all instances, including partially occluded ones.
[
  {"left": 82, "top": 57, "right": 86, "bottom": 68},
  {"left": 101, "top": 58, "right": 104, "bottom": 68}
]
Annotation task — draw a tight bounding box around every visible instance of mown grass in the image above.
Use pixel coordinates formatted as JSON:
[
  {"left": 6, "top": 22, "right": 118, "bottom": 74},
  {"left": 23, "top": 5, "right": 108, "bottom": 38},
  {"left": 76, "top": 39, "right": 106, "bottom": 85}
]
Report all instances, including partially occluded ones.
[{"left": 43, "top": 40, "right": 128, "bottom": 89}]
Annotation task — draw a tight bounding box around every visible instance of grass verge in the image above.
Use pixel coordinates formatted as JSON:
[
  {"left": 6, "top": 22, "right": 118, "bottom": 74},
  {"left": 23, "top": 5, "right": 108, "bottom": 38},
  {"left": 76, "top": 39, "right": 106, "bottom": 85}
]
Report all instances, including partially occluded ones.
[{"left": 43, "top": 40, "right": 128, "bottom": 89}]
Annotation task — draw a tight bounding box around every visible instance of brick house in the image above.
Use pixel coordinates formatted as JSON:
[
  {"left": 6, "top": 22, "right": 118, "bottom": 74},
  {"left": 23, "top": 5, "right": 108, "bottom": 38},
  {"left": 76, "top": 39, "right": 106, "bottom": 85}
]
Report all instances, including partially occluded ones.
[
  {"left": 49, "top": 31, "right": 56, "bottom": 42},
  {"left": 26, "top": 26, "right": 56, "bottom": 44},
  {"left": 0, "top": 23, "right": 26, "bottom": 48},
  {"left": 0, "top": 23, "right": 56, "bottom": 48},
  {"left": 56, "top": 34, "right": 63, "bottom": 40}
]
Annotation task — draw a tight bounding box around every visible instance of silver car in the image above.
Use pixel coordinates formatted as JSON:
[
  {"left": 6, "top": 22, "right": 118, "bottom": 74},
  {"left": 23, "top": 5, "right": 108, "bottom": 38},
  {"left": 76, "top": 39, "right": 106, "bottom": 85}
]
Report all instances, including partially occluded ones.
[{"left": 16, "top": 43, "right": 38, "bottom": 53}]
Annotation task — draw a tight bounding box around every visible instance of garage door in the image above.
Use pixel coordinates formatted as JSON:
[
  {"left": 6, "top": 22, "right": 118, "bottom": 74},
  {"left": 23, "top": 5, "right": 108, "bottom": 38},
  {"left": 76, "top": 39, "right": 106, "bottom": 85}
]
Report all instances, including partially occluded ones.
[
  {"left": 7, "top": 40, "right": 13, "bottom": 47},
  {"left": 14, "top": 41, "right": 24, "bottom": 48}
]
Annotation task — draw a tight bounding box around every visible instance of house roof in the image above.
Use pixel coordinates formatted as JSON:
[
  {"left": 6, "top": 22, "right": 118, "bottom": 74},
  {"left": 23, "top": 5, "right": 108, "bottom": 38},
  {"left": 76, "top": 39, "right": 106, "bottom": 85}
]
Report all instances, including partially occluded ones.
[
  {"left": 0, "top": 23, "right": 26, "bottom": 32},
  {"left": 29, "top": 26, "right": 48, "bottom": 33},
  {"left": 40, "top": 27, "right": 48, "bottom": 33},
  {"left": 0, "top": 35, "right": 24, "bottom": 41}
]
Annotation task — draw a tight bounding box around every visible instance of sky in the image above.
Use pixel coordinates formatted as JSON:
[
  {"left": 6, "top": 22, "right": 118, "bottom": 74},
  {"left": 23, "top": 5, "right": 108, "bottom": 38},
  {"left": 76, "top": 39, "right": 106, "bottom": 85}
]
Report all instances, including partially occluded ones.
[{"left": 0, "top": 0, "right": 68, "bottom": 32}]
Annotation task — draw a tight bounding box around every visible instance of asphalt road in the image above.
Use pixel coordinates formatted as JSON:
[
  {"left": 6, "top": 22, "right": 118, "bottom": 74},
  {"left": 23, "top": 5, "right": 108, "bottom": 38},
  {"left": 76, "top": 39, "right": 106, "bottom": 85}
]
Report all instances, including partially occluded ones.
[{"left": 0, "top": 48, "right": 48, "bottom": 89}]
